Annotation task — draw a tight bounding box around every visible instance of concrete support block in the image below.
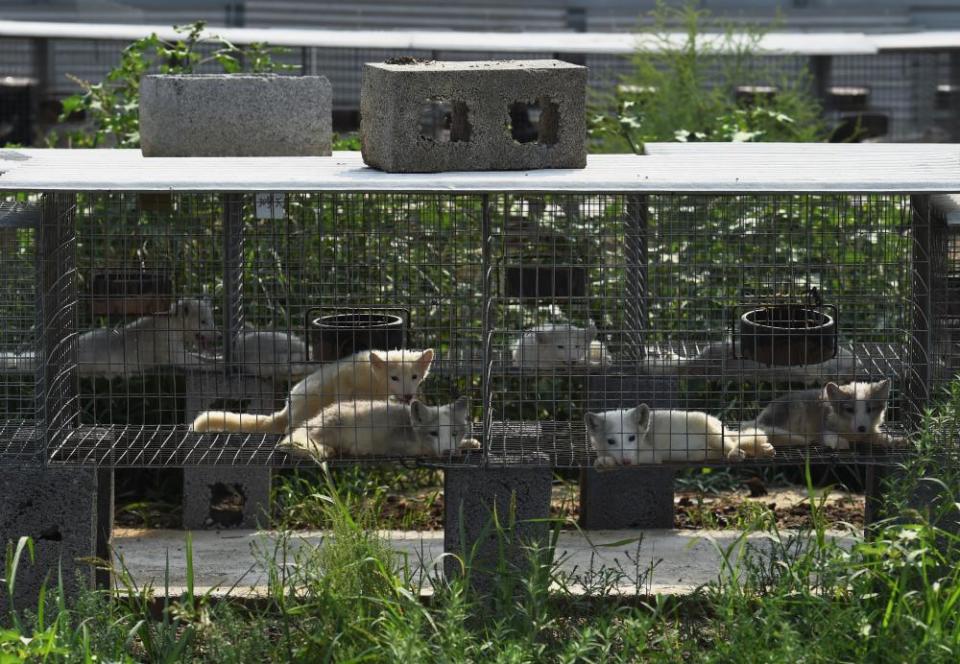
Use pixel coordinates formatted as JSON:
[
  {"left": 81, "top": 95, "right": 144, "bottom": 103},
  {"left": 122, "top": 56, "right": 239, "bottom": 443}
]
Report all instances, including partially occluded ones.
[
  {"left": 866, "top": 457, "right": 960, "bottom": 536},
  {"left": 140, "top": 74, "right": 332, "bottom": 157},
  {"left": 182, "top": 371, "right": 278, "bottom": 529},
  {"left": 0, "top": 466, "right": 98, "bottom": 612},
  {"left": 579, "top": 467, "right": 676, "bottom": 529},
  {"left": 580, "top": 373, "right": 679, "bottom": 529},
  {"left": 183, "top": 466, "right": 272, "bottom": 529},
  {"left": 361, "top": 60, "right": 586, "bottom": 172},
  {"left": 444, "top": 466, "right": 552, "bottom": 592}
]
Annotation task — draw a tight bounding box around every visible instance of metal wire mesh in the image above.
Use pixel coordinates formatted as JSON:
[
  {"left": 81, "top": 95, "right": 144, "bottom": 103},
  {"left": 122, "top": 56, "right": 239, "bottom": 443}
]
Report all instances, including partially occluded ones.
[
  {"left": 0, "top": 198, "right": 41, "bottom": 462},
  {"left": 0, "top": 189, "right": 943, "bottom": 469}
]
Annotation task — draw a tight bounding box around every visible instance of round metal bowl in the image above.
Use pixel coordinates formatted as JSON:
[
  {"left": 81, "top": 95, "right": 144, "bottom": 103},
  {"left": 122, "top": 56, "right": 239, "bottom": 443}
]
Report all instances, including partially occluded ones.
[
  {"left": 740, "top": 305, "right": 836, "bottom": 367},
  {"left": 309, "top": 312, "right": 406, "bottom": 362}
]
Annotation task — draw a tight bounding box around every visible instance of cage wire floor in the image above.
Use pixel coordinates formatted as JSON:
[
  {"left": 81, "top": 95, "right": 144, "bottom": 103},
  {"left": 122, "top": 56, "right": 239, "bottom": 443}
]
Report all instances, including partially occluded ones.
[{"left": 43, "top": 419, "right": 919, "bottom": 469}]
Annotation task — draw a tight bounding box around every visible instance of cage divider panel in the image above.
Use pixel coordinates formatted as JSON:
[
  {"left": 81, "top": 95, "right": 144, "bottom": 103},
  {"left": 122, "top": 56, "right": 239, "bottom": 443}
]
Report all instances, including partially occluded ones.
[
  {"left": 481, "top": 193, "right": 494, "bottom": 467},
  {"left": 222, "top": 193, "right": 246, "bottom": 369},
  {"left": 909, "top": 195, "right": 934, "bottom": 425},
  {"left": 40, "top": 192, "right": 79, "bottom": 461}
]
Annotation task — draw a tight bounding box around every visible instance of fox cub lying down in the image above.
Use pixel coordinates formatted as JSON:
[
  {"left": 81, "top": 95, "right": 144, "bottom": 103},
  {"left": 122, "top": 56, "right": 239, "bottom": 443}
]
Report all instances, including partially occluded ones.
[
  {"left": 279, "top": 397, "right": 480, "bottom": 461},
  {"left": 193, "top": 348, "right": 434, "bottom": 434},
  {"left": 585, "top": 405, "right": 774, "bottom": 467},
  {"left": 743, "top": 379, "right": 905, "bottom": 450},
  {"left": 511, "top": 323, "right": 613, "bottom": 367}
]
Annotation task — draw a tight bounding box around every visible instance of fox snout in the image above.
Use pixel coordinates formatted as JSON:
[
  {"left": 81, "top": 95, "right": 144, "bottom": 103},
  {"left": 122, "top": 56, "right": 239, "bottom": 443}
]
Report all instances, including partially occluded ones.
[{"left": 401, "top": 394, "right": 415, "bottom": 403}]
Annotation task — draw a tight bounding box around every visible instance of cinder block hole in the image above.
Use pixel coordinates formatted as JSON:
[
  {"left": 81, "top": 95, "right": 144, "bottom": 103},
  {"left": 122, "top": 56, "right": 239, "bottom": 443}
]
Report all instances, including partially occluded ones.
[
  {"left": 208, "top": 482, "right": 246, "bottom": 527},
  {"left": 508, "top": 99, "right": 559, "bottom": 145},
  {"left": 418, "top": 98, "right": 471, "bottom": 142},
  {"left": 38, "top": 526, "right": 62, "bottom": 541}
]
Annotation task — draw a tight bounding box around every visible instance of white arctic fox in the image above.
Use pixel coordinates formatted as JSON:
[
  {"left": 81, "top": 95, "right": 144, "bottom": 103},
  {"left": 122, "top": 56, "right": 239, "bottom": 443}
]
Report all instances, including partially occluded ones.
[
  {"left": 742, "top": 379, "right": 904, "bottom": 450},
  {"left": 232, "top": 322, "right": 316, "bottom": 380},
  {"left": 1, "top": 298, "right": 218, "bottom": 378},
  {"left": 511, "top": 323, "right": 613, "bottom": 367},
  {"left": 585, "top": 404, "right": 774, "bottom": 467},
  {"left": 279, "top": 397, "right": 479, "bottom": 461},
  {"left": 192, "top": 348, "right": 434, "bottom": 434}
]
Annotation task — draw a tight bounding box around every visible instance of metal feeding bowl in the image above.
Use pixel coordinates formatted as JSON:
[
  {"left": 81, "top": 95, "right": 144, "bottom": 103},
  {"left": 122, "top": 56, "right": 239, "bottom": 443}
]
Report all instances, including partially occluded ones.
[
  {"left": 739, "top": 304, "right": 837, "bottom": 367},
  {"left": 308, "top": 310, "right": 406, "bottom": 362}
]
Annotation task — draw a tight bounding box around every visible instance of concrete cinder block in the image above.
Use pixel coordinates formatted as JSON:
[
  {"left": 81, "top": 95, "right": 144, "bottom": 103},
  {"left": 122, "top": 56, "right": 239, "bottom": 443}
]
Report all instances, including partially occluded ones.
[
  {"left": 140, "top": 74, "right": 332, "bottom": 157},
  {"left": 182, "top": 371, "right": 276, "bottom": 529},
  {"left": 183, "top": 466, "right": 272, "bottom": 529},
  {"left": 0, "top": 466, "right": 98, "bottom": 612},
  {"left": 444, "top": 466, "right": 552, "bottom": 592},
  {"left": 361, "top": 60, "right": 586, "bottom": 172},
  {"left": 579, "top": 467, "right": 676, "bottom": 529},
  {"left": 581, "top": 374, "right": 679, "bottom": 530}
]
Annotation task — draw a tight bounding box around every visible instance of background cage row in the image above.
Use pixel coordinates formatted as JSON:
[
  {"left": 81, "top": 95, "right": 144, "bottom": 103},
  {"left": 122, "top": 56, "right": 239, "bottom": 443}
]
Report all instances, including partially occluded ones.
[{"left": 0, "top": 30, "right": 959, "bottom": 144}]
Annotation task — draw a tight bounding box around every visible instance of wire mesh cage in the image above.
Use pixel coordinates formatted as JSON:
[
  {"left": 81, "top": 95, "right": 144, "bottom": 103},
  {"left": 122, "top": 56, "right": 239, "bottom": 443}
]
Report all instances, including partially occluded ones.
[
  {"left": 0, "top": 161, "right": 949, "bottom": 471},
  {"left": 0, "top": 198, "right": 40, "bottom": 462}
]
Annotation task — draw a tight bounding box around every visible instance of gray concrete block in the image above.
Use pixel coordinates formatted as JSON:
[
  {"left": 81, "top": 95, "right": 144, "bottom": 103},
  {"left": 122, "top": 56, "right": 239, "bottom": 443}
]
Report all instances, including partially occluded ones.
[
  {"left": 0, "top": 466, "right": 98, "bottom": 612},
  {"left": 183, "top": 466, "right": 272, "bottom": 529},
  {"left": 361, "top": 60, "right": 586, "bottom": 172},
  {"left": 182, "top": 371, "right": 277, "bottom": 529},
  {"left": 140, "top": 74, "right": 332, "bottom": 157},
  {"left": 581, "top": 374, "right": 678, "bottom": 530},
  {"left": 579, "top": 467, "right": 676, "bottom": 529},
  {"left": 444, "top": 466, "right": 552, "bottom": 592}
]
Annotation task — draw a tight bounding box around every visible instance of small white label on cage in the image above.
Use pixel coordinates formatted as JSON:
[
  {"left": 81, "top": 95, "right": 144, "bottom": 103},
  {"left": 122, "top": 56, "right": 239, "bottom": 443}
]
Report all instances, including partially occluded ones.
[{"left": 255, "top": 193, "right": 286, "bottom": 219}]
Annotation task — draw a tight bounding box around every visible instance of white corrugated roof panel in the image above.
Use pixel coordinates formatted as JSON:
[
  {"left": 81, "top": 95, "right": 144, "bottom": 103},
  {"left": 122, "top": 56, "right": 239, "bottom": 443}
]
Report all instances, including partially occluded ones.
[{"left": 0, "top": 144, "right": 956, "bottom": 193}]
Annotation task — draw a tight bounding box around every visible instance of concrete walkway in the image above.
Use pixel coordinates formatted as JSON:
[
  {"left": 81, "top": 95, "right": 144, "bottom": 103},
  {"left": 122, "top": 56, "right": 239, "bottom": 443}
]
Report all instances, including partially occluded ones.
[{"left": 112, "top": 527, "right": 856, "bottom": 597}]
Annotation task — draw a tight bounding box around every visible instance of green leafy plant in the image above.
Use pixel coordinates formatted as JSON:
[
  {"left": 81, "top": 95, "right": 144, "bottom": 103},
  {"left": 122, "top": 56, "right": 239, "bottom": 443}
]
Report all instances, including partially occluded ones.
[
  {"left": 590, "top": 1, "right": 825, "bottom": 152},
  {"left": 53, "top": 21, "right": 295, "bottom": 149}
]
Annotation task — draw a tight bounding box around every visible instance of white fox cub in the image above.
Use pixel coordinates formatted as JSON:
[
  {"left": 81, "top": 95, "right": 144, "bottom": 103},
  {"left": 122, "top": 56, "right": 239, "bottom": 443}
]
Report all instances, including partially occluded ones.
[
  {"left": 192, "top": 348, "right": 434, "bottom": 434},
  {"left": 279, "top": 397, "right": 479, "bottom": 460},
  {"left": 232, "top": 323, "right": 315, "bottom": 380},
  {"left": 585, "top": 404, "right": 774, "bottom": 467},
  {"left": 511, "top": 323, "right": 613, "bottom": 367},
  {"left": 82, "top": 298, "right": 217, "bottom": 378},
  {"left": 743, "top": 379, "right": 904, "bottom": 450},
  {"left": 1, "top": 298, "right": 218, "bottom": 377}
]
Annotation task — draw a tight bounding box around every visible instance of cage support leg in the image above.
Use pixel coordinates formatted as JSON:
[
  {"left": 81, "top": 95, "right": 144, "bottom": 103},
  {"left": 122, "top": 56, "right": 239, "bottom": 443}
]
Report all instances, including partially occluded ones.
[
  {"left": 579, "top": 374, "right": 678, "bottom": 529},
  {"left": 95, "top": 468, "right": 114, "bottom": 589},
  {"left": 0, "top": 466, "right": 98, "bottom": 612},
  {"left": 182, "top": 371, "right": 275, "bottom": 529},
  {"left": 443, "top": 466, "right": 552, "bottom": 593}
]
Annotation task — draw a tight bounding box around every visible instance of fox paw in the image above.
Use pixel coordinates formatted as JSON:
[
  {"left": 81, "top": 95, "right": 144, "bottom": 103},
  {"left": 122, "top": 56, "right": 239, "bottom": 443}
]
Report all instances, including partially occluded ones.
[
  {"left": 756, "top": 441, "right": 776, "bottom": 458},
  {"left": 594, "top": 455, "right": 619, "bottom": 469},
  {"left": 726, "top": 447, "right": 747, "bottom": 462},
  {"left": 459, "top": 437, "right": 482, "bottom": 451}
]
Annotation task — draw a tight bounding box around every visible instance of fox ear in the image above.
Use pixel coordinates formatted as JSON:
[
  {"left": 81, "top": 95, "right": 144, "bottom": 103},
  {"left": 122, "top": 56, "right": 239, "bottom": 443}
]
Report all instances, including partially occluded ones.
[
  {"left": 584, "top": 412, "right": 602, "bottom": 434},
  {"left": 173, "top": 300, "right": 190, "bottom": 317},
  {"left": 410, "top": 400, "right": 427, "bottom": 424},
  {"left": 631, "top": 404, "right": 651, "bottom": 430},
  {"left": 825, "top": 382, "right": 844, "bottom": 402},
  {"left": 369, "top": 352, "right": 386, "bottom": 370},
  {"left": 416, "top": 348, "right": 434, "bottom": 368},
  {"left": 874, "top": 379, "right": 891, "bottom": 401},
  {"left": 453, "top": 396, "right": 470, "bottom": 418}
]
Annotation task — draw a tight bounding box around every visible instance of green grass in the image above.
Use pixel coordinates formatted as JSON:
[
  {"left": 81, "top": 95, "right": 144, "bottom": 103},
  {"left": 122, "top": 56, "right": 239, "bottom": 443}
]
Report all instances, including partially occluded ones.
[{"left": 4, "top": 440, "right": 960, "bottom": 662}]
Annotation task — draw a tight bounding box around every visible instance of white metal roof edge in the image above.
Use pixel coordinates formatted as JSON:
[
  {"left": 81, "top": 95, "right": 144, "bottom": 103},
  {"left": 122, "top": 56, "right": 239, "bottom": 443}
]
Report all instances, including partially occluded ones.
[
  {"left": 0, "top": 19, "right": 879, "bottom": 55},
  {"left": 0, "top": 147, "right": 957, "bottom": 195}
]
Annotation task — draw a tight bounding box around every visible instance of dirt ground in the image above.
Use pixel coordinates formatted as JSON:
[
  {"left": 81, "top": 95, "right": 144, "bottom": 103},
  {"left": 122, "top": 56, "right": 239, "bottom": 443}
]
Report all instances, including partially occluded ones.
[
  {"left": 115, "top": 475, "right": 865, "bottom": 532},
  {"left": 331, "top": 481, "right": 864, "bottom": 531}
]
